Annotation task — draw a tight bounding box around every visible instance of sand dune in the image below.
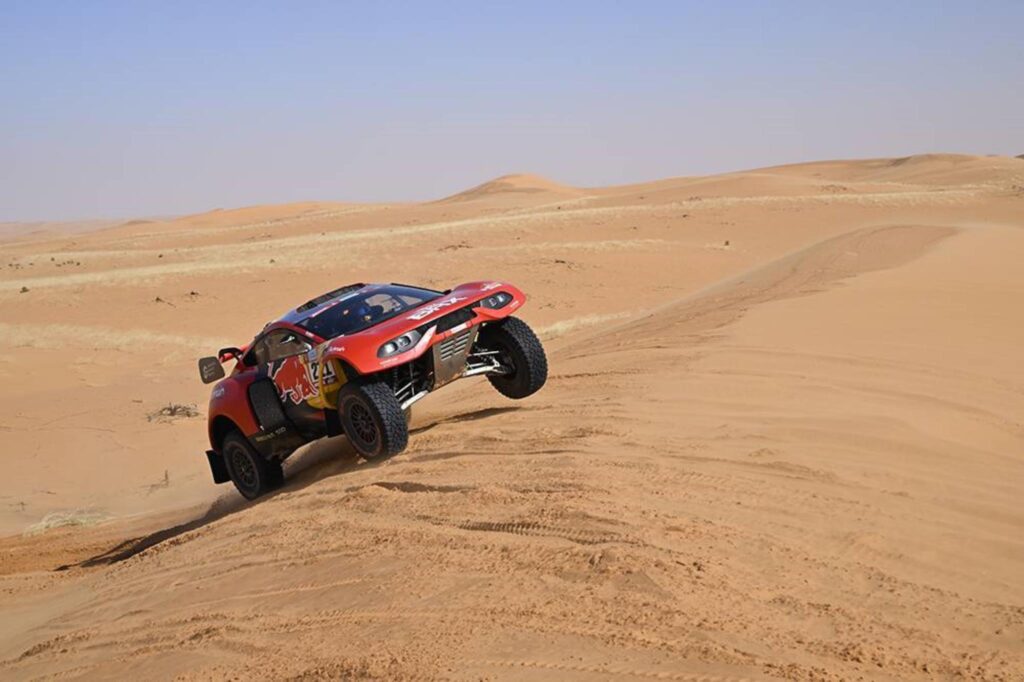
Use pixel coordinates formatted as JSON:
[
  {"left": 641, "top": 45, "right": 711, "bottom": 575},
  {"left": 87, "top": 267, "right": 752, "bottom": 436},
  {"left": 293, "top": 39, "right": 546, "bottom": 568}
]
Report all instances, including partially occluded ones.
[
  {"left": 440, "top": 173, "right": 584, "bottom": 205},
  {"left": 0, "top": 219, "right": 134, "bottom": 242},
  {"left": 752, "top": 153, "right": 1024, "bottom": 186},
  {"left": 1, "top": 154, "right": 1022, "bottom": 679}
]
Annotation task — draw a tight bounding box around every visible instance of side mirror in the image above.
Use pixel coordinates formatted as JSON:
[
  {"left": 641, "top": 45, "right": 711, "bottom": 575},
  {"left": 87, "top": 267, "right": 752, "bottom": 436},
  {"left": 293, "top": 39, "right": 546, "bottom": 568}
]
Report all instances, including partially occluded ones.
[
  {"left": 218, "top": 347, "right": 242, "bottom": 362},
  {"left": 198, "top": 357, "right": 226, "bottom": 384}
]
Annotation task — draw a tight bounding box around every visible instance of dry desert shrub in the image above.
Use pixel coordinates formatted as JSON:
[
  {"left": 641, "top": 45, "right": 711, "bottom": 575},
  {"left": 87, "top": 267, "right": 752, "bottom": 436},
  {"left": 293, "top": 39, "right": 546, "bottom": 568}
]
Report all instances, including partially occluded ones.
[{"left": 147, "top": 403, "right": 200, "bottom": 422}]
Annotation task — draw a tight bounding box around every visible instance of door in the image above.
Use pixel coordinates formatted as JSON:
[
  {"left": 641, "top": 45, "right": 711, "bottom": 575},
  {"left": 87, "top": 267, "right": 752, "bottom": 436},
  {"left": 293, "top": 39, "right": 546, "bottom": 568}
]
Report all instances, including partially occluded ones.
[{"left": 251, "top": 329, "right": 332, "bottom": 435}]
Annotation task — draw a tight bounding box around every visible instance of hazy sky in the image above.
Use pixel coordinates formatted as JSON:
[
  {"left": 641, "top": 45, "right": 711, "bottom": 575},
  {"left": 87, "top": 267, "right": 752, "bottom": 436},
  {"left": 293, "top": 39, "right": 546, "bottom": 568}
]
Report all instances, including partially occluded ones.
[{"left": 2, "top": 1, "right": 1022, "bottom": 221}]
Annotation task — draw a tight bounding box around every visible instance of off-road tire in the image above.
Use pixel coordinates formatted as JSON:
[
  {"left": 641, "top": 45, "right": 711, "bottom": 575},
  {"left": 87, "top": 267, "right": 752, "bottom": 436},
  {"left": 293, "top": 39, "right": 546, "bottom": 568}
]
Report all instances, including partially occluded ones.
[
  {"left": 223, "top": 431, "right": 284, "bottom": 500},
  {"left": 481, "top": 316, "right": 548, "bottom": 399},
  {"left": 338, "top": 380, "right": 408, "bottom": 459}
]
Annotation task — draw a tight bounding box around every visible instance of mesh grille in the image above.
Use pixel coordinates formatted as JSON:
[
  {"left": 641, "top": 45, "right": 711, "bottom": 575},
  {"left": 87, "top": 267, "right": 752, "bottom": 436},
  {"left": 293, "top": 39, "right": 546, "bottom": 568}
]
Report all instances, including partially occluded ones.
[
  {"left": 248, "top": 379, "right": 289, "bottom": 431},
  {"left": 438, "top": 329, "right": 473, "bottom": 361}
]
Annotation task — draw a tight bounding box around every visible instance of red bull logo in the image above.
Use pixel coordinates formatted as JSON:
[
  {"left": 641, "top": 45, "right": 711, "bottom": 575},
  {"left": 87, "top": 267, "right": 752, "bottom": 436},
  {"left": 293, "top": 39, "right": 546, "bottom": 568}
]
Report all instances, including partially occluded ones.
[
  {"left": 270, "top": 356, "right": 319, "bottom": 405},
  {"left": 270, "top": 356, "right": 339, "bottom": 406}
]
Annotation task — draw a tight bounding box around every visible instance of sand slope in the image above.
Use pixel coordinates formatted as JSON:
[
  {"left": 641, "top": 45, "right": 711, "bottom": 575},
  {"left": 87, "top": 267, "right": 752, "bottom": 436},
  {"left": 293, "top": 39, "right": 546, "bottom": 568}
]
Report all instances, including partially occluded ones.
[{"left": 1, "top": 154, "right": 1022, "bottom": 679}]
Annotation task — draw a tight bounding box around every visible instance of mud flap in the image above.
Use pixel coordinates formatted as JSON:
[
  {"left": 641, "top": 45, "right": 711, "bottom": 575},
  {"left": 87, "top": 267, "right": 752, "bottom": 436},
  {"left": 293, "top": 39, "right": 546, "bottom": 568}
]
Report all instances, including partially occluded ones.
[
  {"left": 206, "top": 449, "right": 231, "bottom": 484},
  {"left": 324, "top": 407, "right": 343, "bottom": 437}
]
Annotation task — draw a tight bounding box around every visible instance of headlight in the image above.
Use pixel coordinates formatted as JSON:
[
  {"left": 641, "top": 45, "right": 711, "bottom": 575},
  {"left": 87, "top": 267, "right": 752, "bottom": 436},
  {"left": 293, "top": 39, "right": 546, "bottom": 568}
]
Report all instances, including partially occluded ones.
[
  {"left": 378, "top": 329, "right": 422, "bottom": 358},
  {"left": 478, "top": 291, "right": 513, "bottom": 309}
]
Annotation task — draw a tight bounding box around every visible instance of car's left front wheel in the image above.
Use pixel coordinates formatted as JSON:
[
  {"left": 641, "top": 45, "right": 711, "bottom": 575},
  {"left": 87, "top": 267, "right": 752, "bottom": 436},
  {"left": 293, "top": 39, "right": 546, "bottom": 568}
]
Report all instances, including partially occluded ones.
[{"left": 338, "top": 380, "right": 409, "bottom": 460}]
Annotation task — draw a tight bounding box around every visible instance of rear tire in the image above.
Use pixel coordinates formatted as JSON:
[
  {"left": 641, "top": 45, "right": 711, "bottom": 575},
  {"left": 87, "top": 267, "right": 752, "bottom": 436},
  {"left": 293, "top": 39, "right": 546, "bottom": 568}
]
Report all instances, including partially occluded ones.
[
  {"left": 223, "top": 431, "right": 284, "bottom": 500},
  {"left": 480, "top": 317, "right": 548, "bottom": 399},
  {"left": 338, "top": 380, "right": 409, "bottom": 459}
]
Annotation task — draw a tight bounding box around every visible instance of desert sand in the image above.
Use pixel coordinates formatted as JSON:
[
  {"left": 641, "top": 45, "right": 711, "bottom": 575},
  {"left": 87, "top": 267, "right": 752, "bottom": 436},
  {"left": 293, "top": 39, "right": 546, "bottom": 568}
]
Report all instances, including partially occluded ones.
[{"left": 1, "top": 154, "right": 1023, "bottom": 680}]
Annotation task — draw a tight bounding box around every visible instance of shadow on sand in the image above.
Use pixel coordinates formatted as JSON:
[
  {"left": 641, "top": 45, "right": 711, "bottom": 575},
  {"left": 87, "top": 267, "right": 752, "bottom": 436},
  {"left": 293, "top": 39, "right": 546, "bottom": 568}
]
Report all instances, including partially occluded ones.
[{"left": 55, "top": 405, "right": 523, "bottom": 571}]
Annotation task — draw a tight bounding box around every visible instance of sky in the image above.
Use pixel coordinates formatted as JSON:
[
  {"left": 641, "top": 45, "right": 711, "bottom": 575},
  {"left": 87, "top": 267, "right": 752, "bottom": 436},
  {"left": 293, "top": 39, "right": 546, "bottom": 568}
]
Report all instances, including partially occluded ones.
[{"left": 1, "top": 1, "right": 1022, "bottom": 221}]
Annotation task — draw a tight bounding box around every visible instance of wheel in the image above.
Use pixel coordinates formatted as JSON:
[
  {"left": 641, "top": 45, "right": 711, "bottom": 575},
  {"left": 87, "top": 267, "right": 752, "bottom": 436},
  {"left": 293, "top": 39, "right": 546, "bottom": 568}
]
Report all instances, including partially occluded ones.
[
  {"left": 222, "top": 431, "right": 284, "bottom": 500},
  {"left": 337, "top": 380, "right": 408, "bottom": 459},
  {"left": 479, "top": 316, "right": 548, "bottom": 399}
]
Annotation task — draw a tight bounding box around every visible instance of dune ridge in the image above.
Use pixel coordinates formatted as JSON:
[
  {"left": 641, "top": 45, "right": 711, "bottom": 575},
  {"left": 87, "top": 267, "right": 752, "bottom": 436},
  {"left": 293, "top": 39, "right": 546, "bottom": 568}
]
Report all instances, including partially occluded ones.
[{"left": 438, "top": 173, "right": 584, "bottom": 204}]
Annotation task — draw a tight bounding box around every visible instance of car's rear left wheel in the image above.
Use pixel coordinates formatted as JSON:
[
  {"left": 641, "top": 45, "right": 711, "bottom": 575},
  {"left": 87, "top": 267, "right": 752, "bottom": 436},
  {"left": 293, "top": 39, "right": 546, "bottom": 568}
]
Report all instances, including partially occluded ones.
[
  {"left": 223, "top": 431, "right": 284, "bottom": 500},
  {"left": 338, "top": 380, "right": 409, "bottom": 459}
]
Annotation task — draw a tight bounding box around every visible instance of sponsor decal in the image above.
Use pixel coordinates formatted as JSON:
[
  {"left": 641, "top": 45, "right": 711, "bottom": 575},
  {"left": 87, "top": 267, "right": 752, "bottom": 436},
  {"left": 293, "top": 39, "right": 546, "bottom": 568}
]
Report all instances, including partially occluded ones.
[
  {"left": 253, "top": 425, "right": 288, "bottom": 442},
  {"left": 480, "top": 281, "right": 503, "bottom": 291},
  {"left": 407, "top": 296, "right": 467, "bottom": 321},
  {"left": 270, "top": 356, "right": 338, "bottom": 405}
]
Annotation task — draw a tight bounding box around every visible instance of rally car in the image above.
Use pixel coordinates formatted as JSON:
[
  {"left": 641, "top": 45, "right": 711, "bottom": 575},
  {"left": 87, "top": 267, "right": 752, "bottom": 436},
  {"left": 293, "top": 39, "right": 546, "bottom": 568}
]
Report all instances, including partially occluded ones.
[{"left": 198, "top": 281, "right": 547, "bottom": 499}]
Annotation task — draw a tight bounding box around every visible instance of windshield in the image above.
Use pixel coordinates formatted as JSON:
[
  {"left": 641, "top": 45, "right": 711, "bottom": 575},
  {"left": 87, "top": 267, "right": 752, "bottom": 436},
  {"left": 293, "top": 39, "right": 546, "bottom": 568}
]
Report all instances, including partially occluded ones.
[{"left": 297, "top": 285, "right": 441, "bottom": 339}]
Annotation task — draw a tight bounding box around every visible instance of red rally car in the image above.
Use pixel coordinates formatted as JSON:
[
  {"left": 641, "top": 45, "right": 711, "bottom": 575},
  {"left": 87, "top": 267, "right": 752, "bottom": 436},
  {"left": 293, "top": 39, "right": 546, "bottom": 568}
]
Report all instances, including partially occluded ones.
[{"left": 198, "top": 281, "right": 547, "bottom": 499}]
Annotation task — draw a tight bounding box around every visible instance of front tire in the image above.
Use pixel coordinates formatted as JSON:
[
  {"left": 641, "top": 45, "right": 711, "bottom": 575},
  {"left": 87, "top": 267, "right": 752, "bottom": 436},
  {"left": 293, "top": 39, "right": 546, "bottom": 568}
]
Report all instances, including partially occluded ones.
[
  {"left": 223, "top": 431, "right": 284, "bottom": 500},
  {"left": 480, "top": 317, "right": 548, "bottom": 399},
  {"left": 338, "top": 380, "right": 409, "bottom": 459}
]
